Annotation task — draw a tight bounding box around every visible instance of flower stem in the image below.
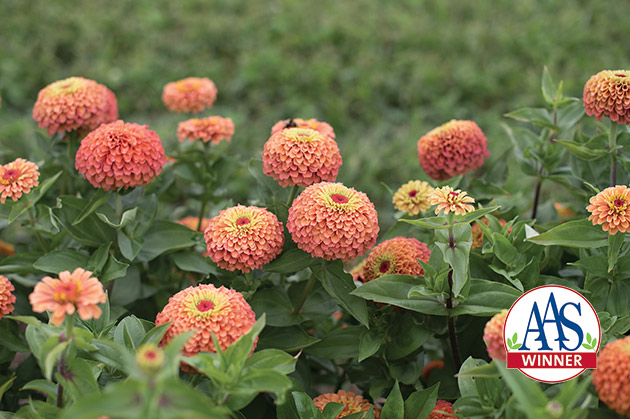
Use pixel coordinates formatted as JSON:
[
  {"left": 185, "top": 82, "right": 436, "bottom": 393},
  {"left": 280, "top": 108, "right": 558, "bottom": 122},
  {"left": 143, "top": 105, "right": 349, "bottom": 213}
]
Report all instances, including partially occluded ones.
[
  {"left": 291, "top": 274, "right": 317, "bottom": 315},
  {"left": 197, "top": 200, "right": 208, "bottom": 231},
  {"left": 531, "top": 169, "right": 543, "bottom": 220},
  {"left": 286, "top": 185, "right": 299, "bottom": 207},
  {"left": 609, "top": 120, "right": 618, "bottom": 187},
  {"left": 115, "top": 191, "right": 123, "bottom": 222},
  {"left": 65, "top": 314, "right": 74, "bottom": 341},
  {"left": 445, "top": 212, "right": 462, "bottom": 370},
  {"left": 28, "top": 204, "right": 48, "bottom": 252}
]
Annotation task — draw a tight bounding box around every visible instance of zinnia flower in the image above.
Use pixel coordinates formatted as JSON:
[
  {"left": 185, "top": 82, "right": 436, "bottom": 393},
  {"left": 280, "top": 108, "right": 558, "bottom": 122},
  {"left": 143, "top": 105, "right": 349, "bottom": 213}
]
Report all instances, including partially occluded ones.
[
  {"left": 287, "top": 182, "right": 379, "bottom": 261},
  {"left": 0, "top": 275, "right": 16, "bottom": 320},
  {"left": 204, "top": 205, "right": 284, "bottom": 273},
  {"left": 428, "top": 400, "right": 456, "bottom": 419},
  {"left": 554, "top": 202, "right": 576, "bottom": 219},
  {"left": 392, "top": 180, "right": 434, "bottom": 215},
  {"left": 472, "top": 217, "right": 508, "bottom": 248},
  {"left": 262, "top": 127, "right": 342, "bottom": 187},
  {"left": 587, "top": 185, "right": 630, "bottom": 235},
  {"left": 155, "top": 284, "right": 256, "bottom": 357},
  {"left": 592, "top": 336, "right": 630, "bottom": 416},
  {"left": 313, "top": 390, "right": 381, "bottom": 419},
  {"left": 583, "top": 70, "right": 630, "bottom": 124},
  {"left": 162, "top": 77, "right": 217, "bottom": 113},
  {"left": 29, "top": 268, "right": 106, "bottom": 326},
  {"left": 136, "top": 343, "right": 165, "bottom": 375},
  {"left": 32, "top": 77, "right": 118, "bottom": 135},
  {"left": 75, "top": 120, "right": 166, "bottom": 191},
  {"left": 417, "top": 120, "right": 489, "bottom": 180},
  {"left": 483, "top": 309, "right": 508, "bottom": 362},
  {"left": 349, "top": 260, "right": 366, "bottom": 283},
  {"left": 361, "top": 237, "right": 431, "bottom": 283},
  {"left": 271, "top": 118, "right": 335, "bottom": 138},
  {"left": 428, "top": 186, "right": 475, "bottom": 216},
  {"left": 0, "top": 240, "right": 14, "bottom": 256},
  {"left": 0, "top": 158, "right": 39, "bottom": 204},
  {"left": 178, "top": 216, "right": 211, "bottom": 232},
  {"left": 177, "top": 116, "right": 234, "bottom": 144}
]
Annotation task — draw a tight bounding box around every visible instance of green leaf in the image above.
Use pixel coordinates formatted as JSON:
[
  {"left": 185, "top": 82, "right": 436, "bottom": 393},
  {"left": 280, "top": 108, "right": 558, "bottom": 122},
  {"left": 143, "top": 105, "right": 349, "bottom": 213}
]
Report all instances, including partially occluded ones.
[
  {"left": 52, "top": 196, "right": 117, "bottom": 247},
  {"left": 386, "top": 312, "right": 431, "bottom": 360},
  {"left": 495, "top": 362, "right": 548, "bottom": 417},
  {"left": 250, "top": 288, "right": 303, "bottom": 327},
  {"left": 555, "top": 139, "right": 608, "bottom": 161},
  {"left": 100, "top": 254, "right": 128, "bottom": 283},
  {"left": 113, "top": 315, "right": 146, "bottom": 350},
  {"left": 608, "top": 233, "right": 625, "bottom": 273},
  {"left": 0, "top": 375, "right": 16, "bottom": 401},
  {"left": 44, "top": 341, "right": 69, "bottom": 380},
  {"left": 292, "top": 391, "right": 323, "bottom": 419},
  {"left": 404, "top": 383, "right": 439, "bottom": 419},
  {"left": 380, "top": 381, "right": 404, "bottom": 419},
  {"left": 305, "top": 326, "right": 361, "bottom": 359},
  {"left": 230, "top": 369, "right": 293, "bottom": 409},
  {"left": 117, "top": 230, "right": 144, "bottom": 261},
  {"left": 541, "top": 67, "right": 556, "bottom": 104},
  {"left": 264, "top": 248, "right": 315, "bottom": 273},
  {"left": 351, "top": 275, "right": 448, "bottom": 316},
  {"left": 526, "top": 219, "right": 608, "bottom": 248},
  {"left": 86, "top": 242, "right": 112, "bottom": 273},
  {"left": 504, "top": 107, "right": 557, "bottom": 130},
  {"left": 72, "top": 189, "right": 110, "bottom": 226},
  {"left": 257, "top": 326, "right": 320, "bottom": 352},
  {"left": 358, "top": 328, "right": 384, "bottom": 362},
  {"left": 8, "top": 171, "right": 62, "bottom": 223},
  {"left": 137, "top": 220, "right": 199, "bottom": 261},
  {"left": 245, "top": 349, "right": 297, "bottom": 375},
  {"left": 34, "top": 250, "right": 89, "bottom": 274},
  {"left": 171, "top": 252, "right": 216, "bottom": 275},
  {"left": 97, "top": 207, "right": 138, "bottom": 230},
  {"left": 452, "top": 279, "right": 521, "bottom": 316},
  {"left": 140, "top": 323, "right": 170, "bottom": 345},
  {"left": 322, "top": 403, "right": 345, "bottom": 419},
  {"left": 311, "top": 261, "right": 369, "bottom": 327},
  {"left": 21, "top": 379, "right": 57, "bottom": 399},
  {"left": 435, "top": 225, "right": 472, "bottom": 298}
]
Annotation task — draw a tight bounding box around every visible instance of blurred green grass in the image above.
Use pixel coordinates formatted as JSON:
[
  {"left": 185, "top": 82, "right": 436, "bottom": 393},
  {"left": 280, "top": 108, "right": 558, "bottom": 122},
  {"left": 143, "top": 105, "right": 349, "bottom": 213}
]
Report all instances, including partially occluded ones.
[{"left": 1, "top": 0, "right": 628, "bottom": 227}]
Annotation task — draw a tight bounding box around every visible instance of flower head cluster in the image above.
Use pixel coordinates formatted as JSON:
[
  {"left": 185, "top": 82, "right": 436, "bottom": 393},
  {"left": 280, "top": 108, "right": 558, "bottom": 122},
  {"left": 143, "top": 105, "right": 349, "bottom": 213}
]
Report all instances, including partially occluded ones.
[
  {"left": 428, "top": 400, "right": 456, "bottom": 419},
  {"left": 162, "top": 77, "right": 217, "bottom": 113},
  {"left": 361, "top": 237, "right": 431, "bottom": 282},
  {"left": 313, "top": 390, "right": 381, "bottom": 419},
  {"left": 29, "top": 268, "right": 106, "bottom": 326},
  {"left": 583, "top": 70, "right": 630, "bottom": 124},
  {"left": 155, "top": 284, "right": 256, "bottom": 357},
  {"left": 471, "top": 217, "right": 508, "bottom": 248},
  {"left": 177, "top": 116, "right": 234, "bottom": 144},
  {"left": 0, "top": 158, "right": 39, "bottom": 204},
  {"left": 204, "top": 205, "right": 284, "bottom": 273},
  {"left": 392, "top": 180, "right": 434, "bottom": 215},
  {"left": 271, "top": 118, "right": 335, "bottom": 139},
  {"left": 592, "top": 336, "right": 630, "bottom": 416},
  {"left": 586, "top": 186, "right": 630, "bottom": 235},
  {"left": 75, "top": 120, "right": 166, "bottom": 191},
  {"left": 417, "top": 120, "right": 489, "bottom": 180},
  {"left": 0, "top": 275, "right": 16, "bottom": 320},
  {"left": 428, "top": 186, "right": 475, "bottom": 215},
  {"left": 287, "top": 182, "right": 379, "bottom": 261},
  {"left": 483, "top": 309, "right": 508, "bottom": 362},
  {"left": 263, "top": 128, "right": 342, "bottom": 187},
  {"left": 32, "top": 77, "right": 118, "bottom": 135}
]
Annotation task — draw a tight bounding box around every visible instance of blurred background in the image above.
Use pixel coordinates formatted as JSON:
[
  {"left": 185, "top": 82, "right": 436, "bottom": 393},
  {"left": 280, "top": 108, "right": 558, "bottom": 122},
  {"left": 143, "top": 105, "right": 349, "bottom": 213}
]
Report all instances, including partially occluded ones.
[{"left": 1, "top": 0, "right": 628, "bottom": 228}]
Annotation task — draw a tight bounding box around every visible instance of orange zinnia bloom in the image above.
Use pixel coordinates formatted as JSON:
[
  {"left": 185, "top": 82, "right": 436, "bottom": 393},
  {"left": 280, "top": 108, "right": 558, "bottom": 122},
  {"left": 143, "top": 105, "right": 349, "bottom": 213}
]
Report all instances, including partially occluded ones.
[
  {"left": 593, "top": 336, "right": 630, "bottom": 416},
  {"left": 587, "top": 185, "right": 630, "bottom": 235},
  {"left": 313, "top": 390, "right": 381, "bottom": 419},
  {"left": 0, "top": 158, "right": 39, "bottom": 204},
  {"left": 162, "top": 77, "right": 217, "bottom": 113},
  {"left": 29, "top": 268, "right": 106, "bottom": 326},
  {"left": 483, "top": 309, "right": 508, "bottom": 362},
  {"left": 392, "top": 180, "right": 434, "bottom": 215},
  {"left": 361, "top": 237, "right": 431, "bottom": 282},
  {"left": 271, "top": 118, "right": 335, "bottom": 139},
  {"left": 177, "top": 116, "right": 234, "bottom": 144},
  {"left": 429, "top": 400, "right": 456, "bottom": 419},
  {"left": 0, "top": 275, "right": 16, "bottom": 320},
  {"left": 428, "top": 186, "right": 475, "bottom": 216},
  {"left": 583, "top": 70, "right": 630, "bottom": 125}
]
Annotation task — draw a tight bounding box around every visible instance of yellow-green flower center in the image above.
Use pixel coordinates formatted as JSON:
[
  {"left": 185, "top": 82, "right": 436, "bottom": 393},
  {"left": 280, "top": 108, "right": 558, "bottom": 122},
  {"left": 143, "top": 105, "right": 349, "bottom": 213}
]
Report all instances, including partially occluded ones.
[
  {"left": 50, "top": 78, "right": 83, "bottom": 95},
  {"left": 284, "top": 128, "right": 322, "bottom": 143},
  {"left": 187, "top": 291, "right": 227, "bottom": 317},
  {"left": 609, "top": 195, "right": 628, "bottom": 213}
]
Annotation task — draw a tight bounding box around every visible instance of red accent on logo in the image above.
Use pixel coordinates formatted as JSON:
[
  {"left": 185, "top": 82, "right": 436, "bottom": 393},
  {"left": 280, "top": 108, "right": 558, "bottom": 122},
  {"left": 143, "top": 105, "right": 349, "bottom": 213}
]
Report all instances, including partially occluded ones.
[{"left": 507, "top": 352, "right": 596, "bottom": 369}]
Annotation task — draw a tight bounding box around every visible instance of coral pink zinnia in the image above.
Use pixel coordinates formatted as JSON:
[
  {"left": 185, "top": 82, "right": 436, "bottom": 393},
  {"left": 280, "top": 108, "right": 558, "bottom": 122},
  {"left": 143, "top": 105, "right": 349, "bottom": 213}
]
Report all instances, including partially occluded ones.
[
  {"left": 0, "top": 275, "right": 16, "bottom": 320},
  {"left": 162, "top": 77, "right": 217, "bottom": 113},
  {"left": 429, "top": 186, "right": 475, "bottom": 216},
  {"left": 586, "top": 185, "right": 630, "bottom": 235},
  {"left": 483, "top": 309, "right": 508, "bottom": 362},
  {"left": 155, "top": 284, "right": 256, "bottom": 357},
  {"left": 428, "top": 400, "right": 456, "bottom": 419},
  {"left": 29, "top": 268, "right": 106, "bottom": 326},
  {"left": 287, "top": 182, "right": 379, "bottom": 261},
  {"left": 177, "top": 116, "right": 235, "bottom": 144},
  {"left": 583, "top": 70, "right": 630, "bottom": 125},
  {"left": 0, "top": 158, "right": 40, "bottom": 204},
  {"left": 313, "top": 390, "right": 381, "bottom": 419},
  {"left": 204, "top": 205, "right": 284, "bottom": 273},
  {"left": 271, "top": 118, "right": 336, "bottom": 139},
  {"left": 32, "top": 76, "right": 118, "bottom": 135},
  {"left": 418, "top": 120, "right": 489, "bottom": 181},
  {"left": 361, "top": 237, "right": 431, "bottom": 283},
  {"left": 75, "top": 120, "right": 166, "bottom": 191},
  {"left": 263, "top": 127, "right": 342, "bottom": 187},
  {"left": 392, "top": 180, "right": 434, "bottom": 216},
  {"left": 592, "top": 336, "right": 630, "bottom": 417}
]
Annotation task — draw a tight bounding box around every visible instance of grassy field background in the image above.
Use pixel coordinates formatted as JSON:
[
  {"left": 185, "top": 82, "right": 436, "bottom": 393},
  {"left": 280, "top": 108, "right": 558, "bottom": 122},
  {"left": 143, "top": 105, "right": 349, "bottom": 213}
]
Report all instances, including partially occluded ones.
[{"left": 1, "top": 0, "right": 629, "bottom": 228}]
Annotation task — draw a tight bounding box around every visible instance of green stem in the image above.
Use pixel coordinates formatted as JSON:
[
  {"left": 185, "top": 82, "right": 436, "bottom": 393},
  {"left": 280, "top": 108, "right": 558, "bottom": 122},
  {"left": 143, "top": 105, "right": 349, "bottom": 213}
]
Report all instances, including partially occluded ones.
[
  {"left": 286, "top": 185, "right": 299, "bottom": 207},
  {"left": 65, "top": 314, "right": 74, "bottom": 340},
  {"left": 197, "top": 200, "right": 208, "bottom": 231},
  {"left": 115, "top": 191, "right": 123, "bottom": 222},
  {"left": 28, "top": 205, "right": 48, "bottom": 252},
  {"left": 610, "top": 121, "right": 618, "bottom": 187},
  {"left": 291, "top": 275, "right": 317, "bottom": 315},
  {"left": 445, "top": 211, "right": 462, "bottom": 370}
]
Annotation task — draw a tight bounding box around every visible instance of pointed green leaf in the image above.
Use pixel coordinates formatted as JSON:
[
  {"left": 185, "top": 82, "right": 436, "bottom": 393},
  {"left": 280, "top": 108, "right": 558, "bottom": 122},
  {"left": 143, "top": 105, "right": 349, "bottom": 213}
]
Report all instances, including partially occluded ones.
[{"left": 526, "top": 219, "right": 608, "bottom": 248}]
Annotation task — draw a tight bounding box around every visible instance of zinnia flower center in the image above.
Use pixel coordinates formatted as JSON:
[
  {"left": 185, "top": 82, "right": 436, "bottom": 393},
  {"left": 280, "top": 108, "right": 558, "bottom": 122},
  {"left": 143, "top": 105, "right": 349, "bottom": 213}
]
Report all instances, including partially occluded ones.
[
  {"left": 379, "top": 261, "right": 391, "bottom": 273},
  {"left": 616, "top": 73, "right": 627, "bottom": 78},
  {"left": 145, "top": 350, "right": 157, "bottom": 359},
  {"left": 330, "top": 194, "right": 349, "bottom": 204},
  {"left": 177, "top": 81, "right": 200, "bottom": 92},
  {"left": 408, "top": 190, "right": 417, "bottom": 198},
  {"left": 53, "top": 280, "right": 82, "bottom": 304},
  {"left": 196, "top": 300, "right": 215, "bottom": 312},
  {"left": 1, "top": 169, "right": 19, "bottom": 183},
  {"left": 236, "top": 217, "right": 251, "bottom": 226},
  {"left": 449, "top": 191, "right": 459, "bottom": 197}
]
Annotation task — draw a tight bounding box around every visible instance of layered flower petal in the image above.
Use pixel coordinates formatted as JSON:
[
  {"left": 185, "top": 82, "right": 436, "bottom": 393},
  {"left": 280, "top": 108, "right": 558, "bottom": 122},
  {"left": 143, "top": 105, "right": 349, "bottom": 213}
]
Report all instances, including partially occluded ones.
[
  {"left": 361, "top": 237, "right": 431, "bottom": 282},
  {"left": 162, "top": 77, "right": 217, "bottom": 113},
  {"left": 0, "top": 275, "right": 16, "bottom": 320},
  {"left": 592, "top": 336, "right": 630, "bottom": 416},
  {"left": 583, "top": 70, "right": 630, "bottom": 124},
  {"left": 587, "top": 185, "right": 630, "bottom": 235},
  {"left": 392, "top": 180, "right": 434, "bottom": 215},
  {"left": 0, "top": 158, "right": 39, "bottom": 204},
  {"left": 271, "top": 118, "right": 335, "bottom": 139},
  {"left": 483, "top": 309, "right": 508, "bottom": 362},
  {"left": 177, "top": 116, "right": 234, "bottom": 144},
  {"left": 313, "top": 390, "right": 380, "bottom": 419},
  {"left": 428, "top": 186, "right": 475, "bottom": 216}
]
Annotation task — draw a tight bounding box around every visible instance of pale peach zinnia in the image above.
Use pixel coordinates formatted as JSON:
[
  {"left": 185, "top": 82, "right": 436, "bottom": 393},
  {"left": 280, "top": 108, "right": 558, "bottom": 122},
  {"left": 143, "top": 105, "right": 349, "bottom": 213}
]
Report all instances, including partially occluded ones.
[
  {"left": 587, "top": 185, "right": 630, "bottom": 235},
  {"left": 392, "top": 180, "right": 434, "bottom": 215},
  {"left": 0, "top": 158, "right": 40, "bottom": 204},
  {"left": 0, "top": 275, "right": 16, "bottom": 320},
  {"left": 177, "top": 116, "right": 234, "bottom": 144},
  {"left": 313, "top": 390, "right": 381, "bottom": 419},
  {"left": 29, "top": 268, "right": 106, "bottom": 326},
  {"left": 162, "top": 77, "right": 217, "bottom": 113},
  {"left": 428, "top": 186, "right": 475, "bottom": 216}
]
